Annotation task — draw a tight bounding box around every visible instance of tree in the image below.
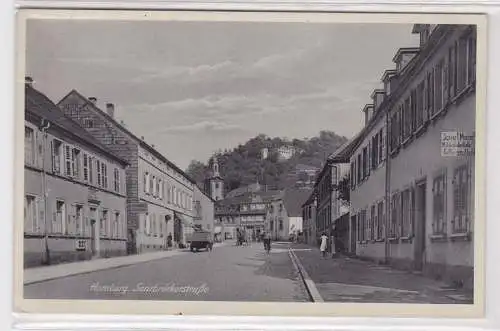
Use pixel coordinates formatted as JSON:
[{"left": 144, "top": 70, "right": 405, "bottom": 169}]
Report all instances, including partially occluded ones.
[{"left": 186, "top": 160, "right": 208, "bottom": 185}]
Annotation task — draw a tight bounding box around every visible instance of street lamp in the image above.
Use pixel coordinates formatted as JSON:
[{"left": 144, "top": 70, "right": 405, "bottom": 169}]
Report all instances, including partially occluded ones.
[{"left": 39, "top": 118, "right": 51, "bottom": 265}]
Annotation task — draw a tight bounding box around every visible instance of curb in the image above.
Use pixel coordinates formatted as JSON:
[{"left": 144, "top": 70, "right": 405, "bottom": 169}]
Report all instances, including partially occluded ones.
[{"left": 288, "top": 248, "right": 324, "bottom": 303}]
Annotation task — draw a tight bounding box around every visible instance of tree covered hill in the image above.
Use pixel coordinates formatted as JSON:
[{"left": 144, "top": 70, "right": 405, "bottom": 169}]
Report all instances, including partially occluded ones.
[{"left": 186, "top": 130, "right": 348, "bottom": 193}]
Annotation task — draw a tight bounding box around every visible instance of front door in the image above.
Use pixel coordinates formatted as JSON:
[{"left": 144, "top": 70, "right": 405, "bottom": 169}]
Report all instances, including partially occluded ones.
[
  {"left": 413, "top": 181, "right": 427, "bottom": 271},
  {"left": 350, "top": 215, "right": 357, "bottom": 254}
]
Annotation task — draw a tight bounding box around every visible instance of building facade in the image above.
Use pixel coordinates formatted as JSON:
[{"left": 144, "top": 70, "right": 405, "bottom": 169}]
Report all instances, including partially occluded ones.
[
  {"left": 24, "top": 82, "right": 128, "bottom": 267},
  {"left": 57, "top": 90, "right": 195, "bottom": 253},
  {"left": 267, "top": 188, "right": 311, "bottom": 241},
  {"left": 345, "top": 24, "right": 476, "bottom": 289},
  {"left": 193, "top": 185, "right": 215, "bottom": 234},
  {"left": 301, "top": 194, "right": 317, "bottom": 245}
]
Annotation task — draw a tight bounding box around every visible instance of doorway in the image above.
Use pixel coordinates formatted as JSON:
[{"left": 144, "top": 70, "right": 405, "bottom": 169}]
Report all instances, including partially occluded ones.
[
  {"left": 350, "top": 215, "right": 357, "bottom": 254},
  {"left": 90, "top": 207, "right": 97, "bottom": 257},
  {"left": 413, "top": 181, "right": 427, "bottom": 271}
]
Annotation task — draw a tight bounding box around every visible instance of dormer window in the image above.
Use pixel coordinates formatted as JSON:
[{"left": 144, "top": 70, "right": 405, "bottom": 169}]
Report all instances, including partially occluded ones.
[{"left": 392, "top": 48, "right": 420, "bottom": 73}]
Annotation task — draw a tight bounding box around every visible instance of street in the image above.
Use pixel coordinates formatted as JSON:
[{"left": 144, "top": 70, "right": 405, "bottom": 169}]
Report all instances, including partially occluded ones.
[{"left": 24, "top": 242, "right": 310, "bottom": 302}]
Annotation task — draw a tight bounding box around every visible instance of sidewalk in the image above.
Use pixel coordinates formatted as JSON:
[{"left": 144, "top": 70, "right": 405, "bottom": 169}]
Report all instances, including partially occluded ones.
[
  {"left": 24, "top": 242, "right": 227, "bottom": 285},
  {"left": 290, "top": 243, "right": 473, "bottom": 304}
]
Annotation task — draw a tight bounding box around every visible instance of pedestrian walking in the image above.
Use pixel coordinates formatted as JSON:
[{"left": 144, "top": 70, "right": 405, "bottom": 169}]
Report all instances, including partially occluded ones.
[
  {"left": 320, "top": 232, "right": 328, "bottom": 259},
  {"left": 167, "top": 233, "right": 173, "bottom": 250}
]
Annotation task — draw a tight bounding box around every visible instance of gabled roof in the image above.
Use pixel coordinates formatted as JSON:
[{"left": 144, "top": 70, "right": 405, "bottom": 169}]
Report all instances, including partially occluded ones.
[
  {"left": 283, "top": 188, "right": 313, "bottom": 217},
  {"left": 25, "top": 85, "right": 128, "bottom": 166},
  {"left": 58, "top": 89, "right": 195, "bottom": 184}
]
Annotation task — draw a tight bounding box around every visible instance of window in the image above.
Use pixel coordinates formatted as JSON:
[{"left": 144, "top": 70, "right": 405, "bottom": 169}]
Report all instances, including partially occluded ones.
[
  {"left": 279, "top": 219, "right": 283, "bottom": 231},
  {"left": 71, "top": 148, "right": 81, "bottom": 178},
  {"left": 149, "top": 175, "right": 154, "bottom": 195},
  {"left": 75, "top": 205, "right": 83, "bottom": 235},
  {"left": 64, "top": 145, "right": 72, "bottom": 176},
  {"left": 448, "top": 42, "right": 457, "bottom": 99},
  {"left": 433, "top": 59, "right": 445, "bottom": 113},
  {"left": 416, "top": 81, "right": 425, "bottom": 129},
  {"left": 377, "top": 201, "right": 384, "bottom": 239},
  {"left": 88, "top": 156, "right": 94, "bottom": 184},
  {"left": 270, "top": 220, "right": 274, "bottom": 231},
  {"left": 410, "top": 89, "right": 417, "bottom": 133},
  {"left": 83, "top": 154, "right": 89, "bottom": 181},
  {"left": 152, "top": 214, "right": 157, "bottom": 237},
  {"left": 370, "top": 205, "right": 376, "bottom": 240},
  {"left": 371, "top": 134, "right": 379, "bottom": 169},
  {"left": 457, "top": 36, "right": 468, "bottom": 93},
  {"left": 96, "top": 160, "right": 102, "bottom": 186},
  {"left": 101, "top": 209, "right": 109, "bottom": 236},
  {"left": 51, "top": 139, "right": 62, "bottom": 173},
  {"left": 402, "top": 97, "right": 412, "bottom": 141},
  {"left": 114, "top": 168, "right": 120, "bottom": 193},
  {"left": 390, "top": 193, "right": 399, "bottom": 238},
  {"left": 453, "top": 165, "right": 471, "bottom": 233},
  {"left": 54, "top": 200, "right": 65, "bottom": 234},
  {"left": 156, "top": 178, "right": 160, "bottom": 198},
  {"left": 467, "top": 33, "right": 476, "bottom": 86},
  {"left": 432, "top": 173, "right": 446, "bottom": 235},
  {"left": 427, "top": 71, "right": 435, "bottom": 116},
  {"left": 101, "top": 162, "right": 108, "bottom": 188},
  {"left": 362, "top": 147, "right": 368, "bottom": 179},
  {"left": 25, "top": 126, "right": 36, "bottom": 166},
  {"left": 159, "top": 180, "right": 163, "bottom": 199},
  {"left": 144, "top": 172, "right": 148, "bottom": 193},
  {"left": 167, "top": 184, "right": 171, "bottom": 203},
  {"left": 358, "top": 209, "right": 367, "bottom": 241},
  {"left": 357, "top": 154, "right": 362, "bottom": 183},
  {"left": 215, "top": 182, "right": 219, "bottom": 189},
  {"left": 390, "top": 108, "right": 401, "bottom": 153},
  {"left": 114, "top": 212, "right": 120, "bottom": 238},
  {"left": 379, "top": 128, "right": 385, "bottom": 163},
  {"left": 401, "top": 189, "right": 413, "bottom": 238},
  {"left": 24, "top": 195, "right": 37, "bottom": 233}
]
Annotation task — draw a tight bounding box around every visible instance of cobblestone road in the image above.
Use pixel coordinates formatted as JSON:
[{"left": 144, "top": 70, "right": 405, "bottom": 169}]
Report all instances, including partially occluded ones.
[{"left": 24, "top": 242, "right": 309, "bottom": 302}]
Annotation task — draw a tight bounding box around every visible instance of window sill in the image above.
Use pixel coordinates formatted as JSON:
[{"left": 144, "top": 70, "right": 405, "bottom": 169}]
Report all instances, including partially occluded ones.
[
  {"left": 429, "top": 234, "right": 448, "bottom": 242},
  {"left": 400, "top": 236, "right": 413, "bottom": 243},
  {"left": 388, "top": 237, "right": 399, "bottom": 243},
  {"left": 402, "top": 136, "right": 412, "bottom": 148},
  {"left": 415, "top": 123, "right": 428, "bottom": 138},
  {"left": 375, "top": 238, "right": 385, "bottom": 243},
  {"left": 449, "top": 232, "right": 472, "bottom": 242}
]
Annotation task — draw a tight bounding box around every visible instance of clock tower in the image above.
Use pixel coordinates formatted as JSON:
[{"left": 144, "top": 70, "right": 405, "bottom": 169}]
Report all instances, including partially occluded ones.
[{"left": 205, "top": 156, "right": 224, "bottom": 201}]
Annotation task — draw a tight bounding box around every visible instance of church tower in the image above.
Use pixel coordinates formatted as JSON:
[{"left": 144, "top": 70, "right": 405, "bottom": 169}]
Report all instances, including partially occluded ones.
[{"left": 204, "top": 156, "right": 224, "bottom": 201}]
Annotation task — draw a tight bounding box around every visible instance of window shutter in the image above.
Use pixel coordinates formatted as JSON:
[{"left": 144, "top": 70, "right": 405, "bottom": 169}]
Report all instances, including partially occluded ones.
[
  {"left": 367, "top": 142, "right": 371, "bottom": 176},
  {"left": 381, "top": 127, "right": 386, "bottom": 162},
  {"left": 36, "top": 132, "right": 42, "bottom": 168}
]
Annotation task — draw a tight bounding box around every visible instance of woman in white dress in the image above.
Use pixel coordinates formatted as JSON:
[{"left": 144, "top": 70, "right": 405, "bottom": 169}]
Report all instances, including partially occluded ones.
[{"left": 320, "top": 233, "right": 328, "bottom": 258}]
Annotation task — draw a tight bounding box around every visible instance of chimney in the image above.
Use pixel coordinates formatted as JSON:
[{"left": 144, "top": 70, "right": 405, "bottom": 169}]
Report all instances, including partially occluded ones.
[
  {"left": 106, "top": 103, "right": 115, "bottom": 118},
  {"left": 25, "top": 76, "right": 34, "bottom": 87},
  {"left": 141, "top": 136, "right": 144, "bottom": 140},
  {"left": 88, "top": 97, "right": 97, "bottom": 104},
  {"left": 362, "top": 104, "right": 374, "bottom": 126},
  {"left": 152, "top": 144, "right": 155, "bottom": 149}
]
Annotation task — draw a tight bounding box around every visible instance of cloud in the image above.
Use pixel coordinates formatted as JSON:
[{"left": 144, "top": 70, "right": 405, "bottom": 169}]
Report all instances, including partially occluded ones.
[{"left": 162, "top": 120, "right": 245, "bottom": 134}]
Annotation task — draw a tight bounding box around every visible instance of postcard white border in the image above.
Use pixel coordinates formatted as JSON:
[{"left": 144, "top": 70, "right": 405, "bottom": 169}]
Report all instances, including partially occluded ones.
[{"left": 13, "top": 8, "right": 487, "bottom": 319}]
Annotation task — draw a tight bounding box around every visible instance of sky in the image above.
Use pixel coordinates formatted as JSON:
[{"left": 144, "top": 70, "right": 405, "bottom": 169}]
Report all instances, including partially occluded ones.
[{"left": 26, "top": 19, "right": 419, "bottom": 170}]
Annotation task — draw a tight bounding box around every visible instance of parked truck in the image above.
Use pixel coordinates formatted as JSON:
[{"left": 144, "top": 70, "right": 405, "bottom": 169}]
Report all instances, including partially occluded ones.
[{"left": 187, "top": 230, "right": 213, "bottom": 252}]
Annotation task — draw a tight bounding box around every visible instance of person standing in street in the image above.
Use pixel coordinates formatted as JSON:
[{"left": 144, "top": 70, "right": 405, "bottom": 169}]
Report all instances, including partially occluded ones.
[{"left": 320, "top": 232, "right": 328, "bottom": 259}]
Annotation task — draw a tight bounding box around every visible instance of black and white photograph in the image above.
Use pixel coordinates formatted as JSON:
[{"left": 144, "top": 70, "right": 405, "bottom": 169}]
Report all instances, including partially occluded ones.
[{"left": 15, "top": 10, "right": 486, "bottom": 317}]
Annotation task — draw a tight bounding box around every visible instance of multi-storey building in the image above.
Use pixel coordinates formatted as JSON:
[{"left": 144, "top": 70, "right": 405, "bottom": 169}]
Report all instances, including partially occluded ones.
[
  {"left": 24, "top": 80, "right": 128, "bottom": 267},
  {"left": 301, "top": 194, "right": 317, "bottom": 246},
  {"left": 57, "top": 90, "right": 195, "bottom": 253},
  {"left": 193, "top": 185, "right": 215, "bottom": 234},
  {"left": 215, "top": 190, "right": 278, "bottom": 240},
  {"left": 343, "top": 24, "right": 476, "bottom": 289}
]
